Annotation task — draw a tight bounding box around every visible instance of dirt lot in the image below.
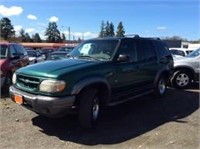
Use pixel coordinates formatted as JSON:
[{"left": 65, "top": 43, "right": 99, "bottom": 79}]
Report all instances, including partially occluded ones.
[{"left": 0, "top": 86, "right": 199, "bottom": 149}]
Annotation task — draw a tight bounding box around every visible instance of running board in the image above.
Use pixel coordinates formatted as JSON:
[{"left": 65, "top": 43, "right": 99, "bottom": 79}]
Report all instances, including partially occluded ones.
[{"left": 107, "top": 90, "right": 153, "bottom": 106}]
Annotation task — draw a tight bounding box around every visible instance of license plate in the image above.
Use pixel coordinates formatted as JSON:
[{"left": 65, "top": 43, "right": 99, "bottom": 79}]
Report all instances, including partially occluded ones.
[{"left": 14, "top": 95, "right": 23, "bottom": 104}]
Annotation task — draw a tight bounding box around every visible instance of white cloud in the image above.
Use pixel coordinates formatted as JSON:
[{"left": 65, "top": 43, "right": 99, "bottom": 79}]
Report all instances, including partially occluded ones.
[
  {"left": 27, "top": 14, "right": 37, "bottom": 20},
  {"left": 25, "top": 28, "right": 35, "bottom": 33},
  {"left": 157, "top": 26, "right": 167, "bottom": 30},
  {"left": 0, "top": 5, "right": 23, "bottom": 17},
  {"left": 83, "top": 32, "right": 98, "bottom": 38},
  {"left": 49, "top": 16, "right": 59, "bottom": 22},
  {"left": 14, "top": 25, "right": 23, "bottom": 36}
]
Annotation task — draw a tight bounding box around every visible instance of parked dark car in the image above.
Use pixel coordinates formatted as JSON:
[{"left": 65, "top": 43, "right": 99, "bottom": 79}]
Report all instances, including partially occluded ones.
[
  {"left": 26, "top": 50, "right": 45, "bottom": 64},
  {"left": 10, "top": 36, "right": 173, "bottom": 128},
  {"left": 40, "top": 48, "right": 56, "bottom": 60},
  {"left": 57, "top": 46, "right": 75, "bottom": 53},
  {"left": 46, "top": 51, "right": 69, "bottom": 60},
  {"left": 0, "top": 43, "right": 29, "bottom": 90}
]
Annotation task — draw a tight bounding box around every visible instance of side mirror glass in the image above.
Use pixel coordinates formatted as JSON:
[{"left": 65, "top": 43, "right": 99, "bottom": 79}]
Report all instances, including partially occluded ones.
[{"left": 117, "top": 54, "right": 130, "bottom": 62}]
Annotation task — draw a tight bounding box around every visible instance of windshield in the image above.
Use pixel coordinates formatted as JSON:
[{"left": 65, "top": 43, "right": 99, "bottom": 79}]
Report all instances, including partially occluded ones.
[
  {"left": 187, "top": 48, "right": 200, "bottom": 58},
  {"left": 70, "top": 39, "right": 119, "bottom": 61},
  {"left": 0, "top": 45, "right": 8, "bottom": 59}
]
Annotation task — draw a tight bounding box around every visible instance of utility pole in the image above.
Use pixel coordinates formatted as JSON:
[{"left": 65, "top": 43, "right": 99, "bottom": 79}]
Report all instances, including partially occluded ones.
[{"left": 68, "top": 27, "right": 71, "bottom": 41}]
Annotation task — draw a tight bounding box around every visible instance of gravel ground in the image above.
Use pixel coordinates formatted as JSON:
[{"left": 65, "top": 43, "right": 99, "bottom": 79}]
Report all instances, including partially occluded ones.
[{"left": 0, "top": 86, "right": 199, "bottom": 149}]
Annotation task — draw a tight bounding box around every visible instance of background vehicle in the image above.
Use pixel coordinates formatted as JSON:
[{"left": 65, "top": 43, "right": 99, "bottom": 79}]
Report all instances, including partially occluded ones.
[
  {"left": 169, "top": 48, "right": 194, "bottom": 57},
  {"left": 57, "top": 46, "right": 75, "bottom": 53},
  {"left": 46, "top": 51, "right": 69, "bottom": 60},
  {"left": 27, "top": 50, "right": 45, "bottom": 64},
  {"left": 0, "top": 43, "right": 29, "bottom": 90},
  {"left": 40, "top": 48, "right": 57, "bottom": 60},
  {"left": 10, "top": 36, "right": 173, "bottom": 128},
  {"left": 171, "top": 48, "right": 200, "bottom": 89}
]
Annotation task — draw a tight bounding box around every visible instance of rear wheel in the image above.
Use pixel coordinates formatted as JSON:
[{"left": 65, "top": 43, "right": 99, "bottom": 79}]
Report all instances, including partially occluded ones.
[
  {"left": 172, "top": 70, "right": 191, "bottom": 89},
  {"left": 154, "top": 75, "right": 167, "bottom": 97},
  {"left": 79, "top": 88, "right": 100, "bottom": 128}
]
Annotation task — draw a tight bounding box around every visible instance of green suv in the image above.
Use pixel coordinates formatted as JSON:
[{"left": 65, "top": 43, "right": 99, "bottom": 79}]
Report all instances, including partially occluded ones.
[{"left": 10, "top": 36, "right": 173, "bottom": 128}]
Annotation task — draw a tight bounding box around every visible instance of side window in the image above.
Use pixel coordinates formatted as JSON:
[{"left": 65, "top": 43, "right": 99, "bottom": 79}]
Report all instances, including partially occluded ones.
[
  {"left": 14, "top": 44, "right": 27, "bottom": 55},
  {"left": 117, "top": 40, "right": 137, "bottom": 62},
  {"left": 154, "top": 41, "right": 170, "bottom": 57},
  {"left": 9, "top": 45, "right": 18, "bottom": 57},
  {"left": 136, "top": 40, "right": 156, "bottom": 62}
]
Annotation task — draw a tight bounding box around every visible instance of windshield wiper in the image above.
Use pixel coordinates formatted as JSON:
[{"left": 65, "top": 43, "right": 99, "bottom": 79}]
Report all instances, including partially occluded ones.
[{"left": 78, "top": 55, "right": 100, "bottom": 61}]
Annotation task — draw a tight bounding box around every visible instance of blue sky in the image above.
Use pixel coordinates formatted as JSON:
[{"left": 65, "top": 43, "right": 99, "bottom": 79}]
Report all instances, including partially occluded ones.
[{"left": 0, "top": 0, "right": 199, "bottom": 40}]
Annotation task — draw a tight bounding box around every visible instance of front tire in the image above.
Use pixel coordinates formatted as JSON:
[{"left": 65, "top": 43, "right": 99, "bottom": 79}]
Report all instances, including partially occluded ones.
[
  {"left": 172, "top": 70, "right": 191, "bottom": 89},
  {"left": 79, "top": 88, "right": 100, "bottom": 128}
]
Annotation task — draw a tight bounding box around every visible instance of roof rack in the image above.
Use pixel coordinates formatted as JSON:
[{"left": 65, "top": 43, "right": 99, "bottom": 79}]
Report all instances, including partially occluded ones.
[{"left": 125, "top": 34, "right": 140, "bottom": 38}]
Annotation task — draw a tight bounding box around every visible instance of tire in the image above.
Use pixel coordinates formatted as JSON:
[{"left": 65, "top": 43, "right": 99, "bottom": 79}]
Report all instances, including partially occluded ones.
[
  {"left": 172, "top": 70, "right": 191, "bottom": 89},
  {"left": 79, "top": 88, "right": 100, "bottom": 128},
  {"left": 2, "top": 73, "right": 12, "bottom": 95},
  {"left": 154, "top": 75, "right": 167, "bottom": 97}
]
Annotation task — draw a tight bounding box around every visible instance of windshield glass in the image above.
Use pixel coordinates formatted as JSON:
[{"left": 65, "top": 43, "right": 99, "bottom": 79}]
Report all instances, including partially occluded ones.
[
  {"left": 0, "top": 45, "right": 8, "bottom": 59},
  {"left": 187, "top": 48, "right": 200, "bottom": 58},
  {"left": 70, "top": 39, "right": 119, "bottom": 61}
]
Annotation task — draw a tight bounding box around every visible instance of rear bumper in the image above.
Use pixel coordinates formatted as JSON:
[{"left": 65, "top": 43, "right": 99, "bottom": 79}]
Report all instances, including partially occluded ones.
[{"left": 9, "top": 85, "right": 76, "bottom": 117}]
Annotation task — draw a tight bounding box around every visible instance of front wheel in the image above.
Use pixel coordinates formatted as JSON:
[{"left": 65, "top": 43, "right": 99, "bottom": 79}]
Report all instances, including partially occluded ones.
[
  {"left": 79, "top": 88, "right": 100, "bottom": 128},
  {"left": 154, "top": 75, "right": 167, "bottom": 97},
  {"left": 172, "top": 70, "right": 191, "bottom": 89}
]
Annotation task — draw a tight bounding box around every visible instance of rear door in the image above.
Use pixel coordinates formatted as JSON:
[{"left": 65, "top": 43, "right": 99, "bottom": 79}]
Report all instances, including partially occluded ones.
[{"left": 135, "top": 39, "right": 159, "bottom": 86}]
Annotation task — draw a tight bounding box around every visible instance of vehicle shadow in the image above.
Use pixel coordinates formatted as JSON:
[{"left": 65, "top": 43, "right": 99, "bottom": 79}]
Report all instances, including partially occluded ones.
[{"left": 32, "top": 88, "right": 199, "bottom": 145}]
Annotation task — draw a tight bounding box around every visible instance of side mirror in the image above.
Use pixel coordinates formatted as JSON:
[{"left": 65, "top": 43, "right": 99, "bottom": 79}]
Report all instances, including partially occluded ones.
[{"left": 117, "top": 54, "right": 130, "bottom": 62}]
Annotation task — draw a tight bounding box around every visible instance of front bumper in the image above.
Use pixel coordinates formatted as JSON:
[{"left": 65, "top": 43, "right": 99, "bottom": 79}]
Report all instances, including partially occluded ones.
[{"left": 9, "top": 85, "right": 76, "bottom": 117}]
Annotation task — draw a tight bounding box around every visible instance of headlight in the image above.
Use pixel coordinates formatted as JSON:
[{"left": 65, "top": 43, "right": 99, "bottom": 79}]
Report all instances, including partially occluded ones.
[
  {"left": 12, "top": 73, "right": 16, "bottom": 84},
  {"left": 39, "top": 80, "right": 66, "bottom": 93}
]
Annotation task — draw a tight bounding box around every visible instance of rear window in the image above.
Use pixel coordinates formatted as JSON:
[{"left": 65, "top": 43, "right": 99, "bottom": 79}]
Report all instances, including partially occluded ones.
[{"left": 0, "top": 45, "right": 8, "bottom": 59}]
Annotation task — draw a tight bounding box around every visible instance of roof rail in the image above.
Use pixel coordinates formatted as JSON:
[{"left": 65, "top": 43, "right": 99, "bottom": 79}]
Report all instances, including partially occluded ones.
[{"left": 125, "top": 34, "right": 140, "bottom": 38}]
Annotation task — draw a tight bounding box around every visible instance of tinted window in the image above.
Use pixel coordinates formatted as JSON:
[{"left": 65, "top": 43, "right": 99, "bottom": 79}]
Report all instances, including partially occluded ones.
[
  {"left": 136, "top": 40, "right": 156, "bottom": 62},
  {"left": 14, "top": 44, "right": 27, "bottom": 55},
  {"left": 9, "top": 45, "right": 18, "bottom": 57},
  {"left": 0, "top": 45, "right": 8, "bottom": 59},
  {"left": 154, "top": 41, "right": 170, "bottom": 57},
  {"left": 117, "top": 39, "right": 137, "bottom": 62}
]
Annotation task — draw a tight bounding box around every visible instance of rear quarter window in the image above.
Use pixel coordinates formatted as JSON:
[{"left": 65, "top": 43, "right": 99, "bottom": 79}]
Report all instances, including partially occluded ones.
[{"left": 154, "top": 41, "right": 171, "bottom": 57}]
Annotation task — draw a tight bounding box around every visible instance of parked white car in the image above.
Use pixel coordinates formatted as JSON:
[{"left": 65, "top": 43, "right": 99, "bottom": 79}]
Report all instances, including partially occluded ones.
[
  {"left": 169, "top": 48, "right": 194, "bottom": 57},
  {"left": 27, "top": 50, "right": 45, "bottom": 64}
]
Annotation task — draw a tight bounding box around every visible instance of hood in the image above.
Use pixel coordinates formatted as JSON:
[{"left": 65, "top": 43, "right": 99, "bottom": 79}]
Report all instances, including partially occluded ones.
[
  {"left": 17, "top": 59, "right": 100, "bottom": 78},
  {"left": 173, "top": 56, "right": 195, "bottom": 62}
]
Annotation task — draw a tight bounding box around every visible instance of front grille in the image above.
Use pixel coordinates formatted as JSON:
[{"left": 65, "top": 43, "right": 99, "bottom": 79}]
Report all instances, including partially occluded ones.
[{"left": 16, "top": 74, "right": 40, "bottom": 91}]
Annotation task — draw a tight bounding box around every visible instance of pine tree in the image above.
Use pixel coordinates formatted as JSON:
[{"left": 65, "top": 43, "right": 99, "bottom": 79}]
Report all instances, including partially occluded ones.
[
  {"left": 109, "top": 22, "right": 115, "bottom": 37},
  {"left": 19, "top": 29, "right": 26, "bottom": 42},
  {"left": 45, "top": 22, "right": 61, "bottom": 43},
  {"left": 33, "top": 33, "right": 42, "bottom": 42},
  {"left": 0, "top": 17, "right": 15, "bottom": 40},
  {"left": 105, "top": 21, "right": 110, "bottom": 37},
  {"left": 116, "top": 21, "right": 125, "bottom": 37},
  {"left": 61, "top": 33, "right": 66, "bottom": 42},
  {"left": 99, "top": 21, "right": 106, "bottom": 37}
]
